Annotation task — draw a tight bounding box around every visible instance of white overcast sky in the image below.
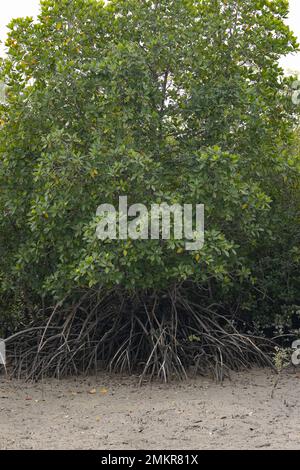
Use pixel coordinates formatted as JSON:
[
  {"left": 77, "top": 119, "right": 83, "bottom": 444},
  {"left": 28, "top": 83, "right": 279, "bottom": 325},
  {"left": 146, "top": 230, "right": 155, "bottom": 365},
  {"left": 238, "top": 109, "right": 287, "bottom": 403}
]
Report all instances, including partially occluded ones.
[{"left": 0, "top": 0, "right": 300, "bottom": 71}]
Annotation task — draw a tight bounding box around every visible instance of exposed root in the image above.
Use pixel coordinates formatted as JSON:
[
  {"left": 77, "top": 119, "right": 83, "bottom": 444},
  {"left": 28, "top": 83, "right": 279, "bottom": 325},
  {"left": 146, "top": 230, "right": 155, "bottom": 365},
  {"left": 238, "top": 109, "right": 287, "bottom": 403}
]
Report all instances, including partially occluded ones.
[{"left": 5, "top": 287, "right": 275, "bottom": 382}]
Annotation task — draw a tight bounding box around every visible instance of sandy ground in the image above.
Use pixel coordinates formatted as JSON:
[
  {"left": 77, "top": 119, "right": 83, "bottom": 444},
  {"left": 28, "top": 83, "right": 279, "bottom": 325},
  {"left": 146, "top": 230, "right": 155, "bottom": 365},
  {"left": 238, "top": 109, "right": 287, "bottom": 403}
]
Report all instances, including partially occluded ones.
[{"left": 0, "top": 368, "right": 300, "bottom": 450}]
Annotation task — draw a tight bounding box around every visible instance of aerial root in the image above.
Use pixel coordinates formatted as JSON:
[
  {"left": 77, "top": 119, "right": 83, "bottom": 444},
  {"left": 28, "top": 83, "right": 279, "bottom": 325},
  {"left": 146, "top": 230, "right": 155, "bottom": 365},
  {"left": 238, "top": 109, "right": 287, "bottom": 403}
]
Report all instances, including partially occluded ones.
[{"left": 5, "top": 287, "right": 275, "bottom": 382}]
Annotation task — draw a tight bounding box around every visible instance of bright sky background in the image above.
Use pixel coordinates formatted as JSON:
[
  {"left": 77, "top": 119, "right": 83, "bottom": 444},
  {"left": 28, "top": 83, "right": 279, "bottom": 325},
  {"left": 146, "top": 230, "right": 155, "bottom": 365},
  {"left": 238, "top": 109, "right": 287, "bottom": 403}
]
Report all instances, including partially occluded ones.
[{"left": 0, "top": 0, "right": 300, "bottom": 71}]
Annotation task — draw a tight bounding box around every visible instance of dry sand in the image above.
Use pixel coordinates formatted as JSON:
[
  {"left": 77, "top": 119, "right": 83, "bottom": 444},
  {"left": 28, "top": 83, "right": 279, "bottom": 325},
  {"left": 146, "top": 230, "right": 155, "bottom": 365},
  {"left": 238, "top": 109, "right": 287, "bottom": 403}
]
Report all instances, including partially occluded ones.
[{"left": 0, "top": 368, "right": 300, "bottom": 450}]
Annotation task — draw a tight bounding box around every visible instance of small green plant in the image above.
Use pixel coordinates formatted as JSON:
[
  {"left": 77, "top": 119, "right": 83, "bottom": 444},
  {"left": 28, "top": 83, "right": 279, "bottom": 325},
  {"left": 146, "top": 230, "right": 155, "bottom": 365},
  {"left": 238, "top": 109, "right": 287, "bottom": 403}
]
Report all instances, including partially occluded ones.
[{"left": 273, "top": 347, "right": 292, "bottom": 373}]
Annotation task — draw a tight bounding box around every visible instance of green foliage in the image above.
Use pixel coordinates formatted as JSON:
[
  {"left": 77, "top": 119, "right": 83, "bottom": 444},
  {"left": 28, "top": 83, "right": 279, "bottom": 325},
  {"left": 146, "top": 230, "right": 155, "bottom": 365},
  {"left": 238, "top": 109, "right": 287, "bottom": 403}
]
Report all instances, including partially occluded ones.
[{"left": 0, "top": 0, "right": 299, "bottom": 324}]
